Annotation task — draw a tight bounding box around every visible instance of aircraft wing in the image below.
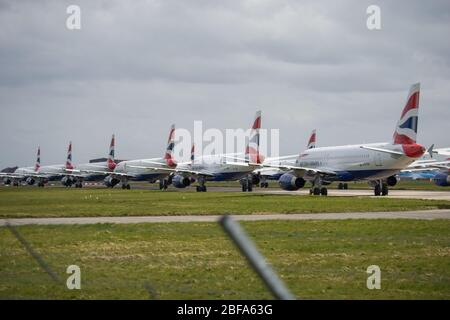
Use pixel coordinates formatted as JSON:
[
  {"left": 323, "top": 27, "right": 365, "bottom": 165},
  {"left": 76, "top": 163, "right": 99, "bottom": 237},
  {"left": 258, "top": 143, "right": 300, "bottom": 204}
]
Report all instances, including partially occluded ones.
[
  {"left": 224, "top": 161, "right": 262, "bottom": 168},
  {"left": 65, "top": 168, "right": 111, "bottom": 176},
  {"left": 126, "top": 165, "right": 215, "bottom": 177}
]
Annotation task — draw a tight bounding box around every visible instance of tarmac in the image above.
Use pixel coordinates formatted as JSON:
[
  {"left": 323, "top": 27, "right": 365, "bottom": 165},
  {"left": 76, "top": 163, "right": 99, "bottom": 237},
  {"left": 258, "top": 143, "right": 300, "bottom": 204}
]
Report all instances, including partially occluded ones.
[{"left": 1, "top": 209, "right": 449, "bottom": 226}]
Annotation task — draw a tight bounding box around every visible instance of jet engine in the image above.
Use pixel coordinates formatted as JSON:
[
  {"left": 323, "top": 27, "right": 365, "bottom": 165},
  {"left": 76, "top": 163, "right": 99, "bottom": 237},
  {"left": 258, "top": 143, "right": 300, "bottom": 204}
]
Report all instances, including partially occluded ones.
[
  {"left": 3, "top": 178, "right": 11, "bottom": 185},
  {"left": 278, "top": 173, "right": 306, "bottom": 191},
  {"left": 104, "top": 175, "right": 120, "bottom": 188},
  {"left": 172, "top": 175, "right": 191, "bottom": 188},
  {"left": 386, "top": 175, "right": 397, "bottom": 186},
  {"left": 433, "top": 172, "right": 450, "bottom": 187}
]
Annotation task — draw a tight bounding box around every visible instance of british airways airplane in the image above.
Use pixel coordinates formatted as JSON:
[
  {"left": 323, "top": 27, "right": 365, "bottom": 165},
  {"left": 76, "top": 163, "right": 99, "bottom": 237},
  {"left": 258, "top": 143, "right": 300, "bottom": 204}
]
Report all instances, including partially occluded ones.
[
  {"left": 400, "top": 145, "right": 450, "bottom": 186},
  {"left": 63, "top": 135, "right": 118, "bottom": 188},
  {"left": 255, "top": 129, "right": 318, "bottom": 188},
  {"left": 169, "top": 111, "right": 264, "bottom": 192},
  {"left": 267, "top": 83, "right": 426, "bottom": 196},
  {"left": 107, "top": 125, "right": 180, "bottom": 189},
  {"left": 1, "top": 147, "right": 41, "bottom": 186}
]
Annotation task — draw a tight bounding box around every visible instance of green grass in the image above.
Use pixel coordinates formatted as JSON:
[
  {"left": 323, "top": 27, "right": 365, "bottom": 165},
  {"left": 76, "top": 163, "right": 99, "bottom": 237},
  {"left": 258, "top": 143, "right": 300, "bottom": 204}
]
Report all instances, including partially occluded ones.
[
  {"left": 0, "top": 188, "right": 449, "bottom": 218},
  {"left": 0, "top": 220, "right": 449, "bottom": 299}
]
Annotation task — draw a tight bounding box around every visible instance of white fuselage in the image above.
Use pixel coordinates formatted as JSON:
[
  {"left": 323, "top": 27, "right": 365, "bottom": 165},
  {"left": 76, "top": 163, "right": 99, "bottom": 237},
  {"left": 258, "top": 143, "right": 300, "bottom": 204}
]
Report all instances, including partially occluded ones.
[
  {"left": 75, "top": 162, "right": 112, "bottom": 181},
  {"left": 37, "top": 165, "right": 66, "bottom": 181},
  {"left": 182, "top": 154, "right": 256, "bottom": 181},
  {"left": 113, "top": 158, "right": 171, "bottom": 182},
  {"left": 296, "top": 142, "right": 417, "bottom": 181}
]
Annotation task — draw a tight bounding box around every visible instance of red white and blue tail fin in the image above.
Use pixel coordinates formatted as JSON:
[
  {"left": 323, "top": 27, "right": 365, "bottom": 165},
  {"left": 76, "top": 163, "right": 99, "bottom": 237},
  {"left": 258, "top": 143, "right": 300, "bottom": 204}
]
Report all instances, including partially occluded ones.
[
  {"left": 190, "top": 143, "right": 195, "bottom": 162},
  {"left": 164, "top": 124, "right": 177, "bottom": 167},
  {"left": 245, "top": 110, "right": 264, "bottom": 164},
  {"left": 65, "top": 141, "right": 74, "bottom": 169},
  {"left": 35, "top": 146, "right": 41, "bottom": 172},
  {"left": 107, "top": 134, "right": 116, "bottom": 170},
  {"left": 306, "top": 129, "right": 316, "bottom": 149},
  {"left": 393, "top": 83, "right": 420, "bottom": 145}
]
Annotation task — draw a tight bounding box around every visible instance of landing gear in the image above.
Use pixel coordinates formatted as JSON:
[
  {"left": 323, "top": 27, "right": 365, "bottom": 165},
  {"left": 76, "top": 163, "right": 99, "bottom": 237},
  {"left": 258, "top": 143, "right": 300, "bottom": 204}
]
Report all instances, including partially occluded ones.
[
  {"left": 13, "top": 181, "right": 19, "bottom": 187},
  {"left": 159, "top": 179, "right": 168, "bottom": 190},
  {"left": 309, "top": 176, "right": 327, "bottom": 196},
  {"left": 38, "top": 182, "right": 45, "bottom": 187},
  {"left": 196, "top": 185, "right": 207, "bottom": 192},
  {"left": 338, "top": 183, "right": 348, "bottom": 190},
  {"left": 75, "top": 182, "right": 83, "bottom": 188},
  {"left": 241, "top": 175, "right": 253, "bottom": 192},
  {"left": 373, "top": 180, "right": 388, "bottom": 196},
  {"left": 260, "top": 182, "right": 269, "bottom": 188},
  {"left": 196, "top": 176, "right": 207, "bottom": 192}
]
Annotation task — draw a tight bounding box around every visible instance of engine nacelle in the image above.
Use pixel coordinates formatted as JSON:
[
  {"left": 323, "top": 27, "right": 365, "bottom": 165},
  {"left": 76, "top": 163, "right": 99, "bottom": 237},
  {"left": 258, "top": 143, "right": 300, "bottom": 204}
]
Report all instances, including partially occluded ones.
[
  {"left": 278, "top": 173, "right": 306, "bottom": 191},
  {"left": 172, "top": 175, "right": 191, "bottom": 188},
  {"left": 104, "top": 175, "right": 120, "bottom": 188},
  {"left": 3, "top": 178, "right": 11, "bottom": 185},
  {"left": 26, "top": 177, "right": 36, "bottom": 185},
  {"left": 386, "top": 175, "right": 397, "bottom": 187},
  {"left": 433, "top": 172, "right": 450, "bottom": 187}
]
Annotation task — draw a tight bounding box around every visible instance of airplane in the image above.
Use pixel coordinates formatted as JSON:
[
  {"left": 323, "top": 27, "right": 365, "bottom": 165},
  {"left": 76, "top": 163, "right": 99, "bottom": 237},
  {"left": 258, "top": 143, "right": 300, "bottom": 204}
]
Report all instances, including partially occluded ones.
[
  {"left": 254, "top": 129, "right": 318, "bottom": 188},
  {"left": 264, "top": 83, "right": 426, "bottom": 196},
  {"left": 32, "top": 142, "right": 75, "bottom": 187},
  {"left": 1, "top": 147, "right": 41, "bottom": 186},
  {"left": 63, "top": 135, "right": 118, "bottom": 188},
  {"left": 168, "top": 111, "right": 265, "bottom": 192},
  {"left": 1, "top": 143, "right": 74, "bottom": 187},
  {"left": 106, "top": 125, "right": 181, "bottom": 189},
  {"left": 399, "top": 145, "right": 450, "bottom": 186}
]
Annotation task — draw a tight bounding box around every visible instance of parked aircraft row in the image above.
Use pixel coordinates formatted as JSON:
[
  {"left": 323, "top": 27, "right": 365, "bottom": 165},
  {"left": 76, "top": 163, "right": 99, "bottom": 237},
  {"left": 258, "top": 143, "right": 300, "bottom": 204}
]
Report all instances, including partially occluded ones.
[{"left": 2, "top": 83, "right": 449, "bottom": 194}]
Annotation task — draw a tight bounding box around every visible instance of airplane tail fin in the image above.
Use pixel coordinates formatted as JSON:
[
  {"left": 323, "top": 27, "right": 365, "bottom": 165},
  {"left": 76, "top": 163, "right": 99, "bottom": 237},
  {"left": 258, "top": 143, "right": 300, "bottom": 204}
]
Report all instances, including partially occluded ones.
[
  {"left": 65, "top": 141, "right": 74, "bottom": 169},
  {"left": 107, "top": 134, "right": 116, "bottom": 170},
  {"left": 190, "top": 143, "right": 195, "bottom": 162},
  {"left": 306, "top": 129, "right": 316, "bottom": 149},
  {"left": 164, "top": 124, "right": 177, "bottom": 167},
  {"left": 35, "top": 146, "right": 41, "bottom": 172},
  {"left": 245, "top": 110, "right": 264, "bottom": 164},
  {"left": 393, "top": 83, "right": 420, "bottom": 145}
]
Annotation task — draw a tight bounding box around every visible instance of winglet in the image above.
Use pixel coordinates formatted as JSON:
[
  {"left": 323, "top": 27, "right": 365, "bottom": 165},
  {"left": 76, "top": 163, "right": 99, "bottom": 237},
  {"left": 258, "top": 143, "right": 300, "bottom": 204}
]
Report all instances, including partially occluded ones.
[{"left": 427, "top": 144, "right": 435, "bottom": 158}]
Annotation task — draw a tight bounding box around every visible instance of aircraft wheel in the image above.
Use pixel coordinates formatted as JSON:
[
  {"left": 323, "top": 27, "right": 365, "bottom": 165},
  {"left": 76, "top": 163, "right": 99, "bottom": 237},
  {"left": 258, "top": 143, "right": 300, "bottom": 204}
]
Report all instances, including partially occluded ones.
[
  {"left": 343, "top": 183, "right": 348, "bottom": 190},
  {"left": 338, "top": 183, "right": 343, "bottom": 190},
  {"left": 242, "top": 184, "right": 247, "bottom": 192},
  {"left": 381, "top": 184, "right": 388, "bottom": 196},
  {"left": 248, "top": 183, "right": 253, "bottom": 192},
  {"left": 374, "top": 185, "right": 381, "bottom": 196},
  {"left": 126, "top": 184, "right": 131, "bottom": 190},
  {"left": 313, "top": 187, "right": 321, "bottom": 195},
  {"left": 320, "top": 187, "right": 328, "bottom": 196}
]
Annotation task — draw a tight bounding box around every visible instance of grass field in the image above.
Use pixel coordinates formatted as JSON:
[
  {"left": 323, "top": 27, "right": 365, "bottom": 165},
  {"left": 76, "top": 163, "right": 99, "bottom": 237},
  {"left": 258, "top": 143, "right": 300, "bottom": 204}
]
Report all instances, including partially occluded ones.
[
  {"left": 0, "top": 219, "right": 449, "bottom": 299},
  {"left": 0, "top": 188, "right": 449, "bottom": 218}
]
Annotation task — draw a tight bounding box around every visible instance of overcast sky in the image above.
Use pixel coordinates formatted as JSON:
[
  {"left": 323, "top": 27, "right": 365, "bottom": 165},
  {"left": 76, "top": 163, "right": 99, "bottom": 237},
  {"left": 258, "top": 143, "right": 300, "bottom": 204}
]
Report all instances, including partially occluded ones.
[{"left": 0, "top": 0, "right": 449, "bottom": 167}]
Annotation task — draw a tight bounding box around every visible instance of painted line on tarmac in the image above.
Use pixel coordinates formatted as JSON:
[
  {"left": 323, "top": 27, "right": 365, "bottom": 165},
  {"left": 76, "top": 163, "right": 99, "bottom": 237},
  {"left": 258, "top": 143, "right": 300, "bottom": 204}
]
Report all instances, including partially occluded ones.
[{"left": 1, "top": 209, "right": 449, "bottom": 226}]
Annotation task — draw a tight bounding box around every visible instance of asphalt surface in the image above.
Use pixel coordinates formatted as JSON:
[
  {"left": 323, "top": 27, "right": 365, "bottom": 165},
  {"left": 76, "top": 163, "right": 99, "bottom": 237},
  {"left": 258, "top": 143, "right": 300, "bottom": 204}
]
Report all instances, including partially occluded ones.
[{"left": 1, "top": 209, "right": 449, "bottom": 226}]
